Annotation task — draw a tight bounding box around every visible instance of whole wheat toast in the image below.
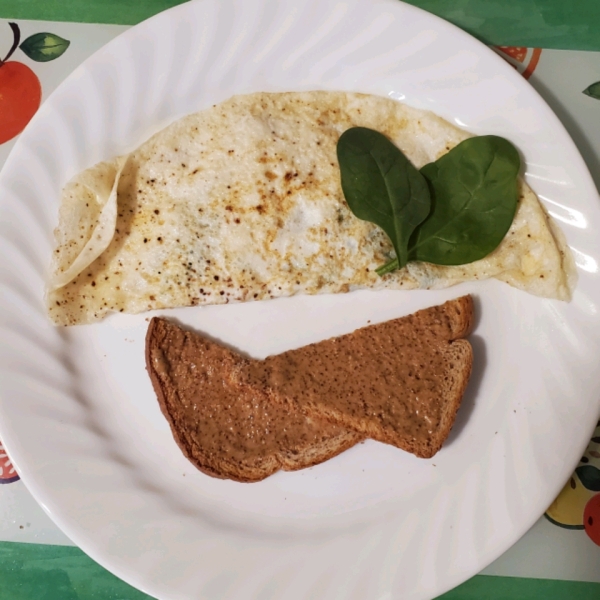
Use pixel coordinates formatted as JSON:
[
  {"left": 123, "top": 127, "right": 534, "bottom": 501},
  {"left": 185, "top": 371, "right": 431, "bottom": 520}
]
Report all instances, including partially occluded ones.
[
  {"left": 146, "top": 318, "right": 363, "bottom": 483},
  {"left": 146, "top": 296, "right": 474, "bottom": 482},
  {"left": 245, "top": 296, "right": 474, "bottom": 458}
]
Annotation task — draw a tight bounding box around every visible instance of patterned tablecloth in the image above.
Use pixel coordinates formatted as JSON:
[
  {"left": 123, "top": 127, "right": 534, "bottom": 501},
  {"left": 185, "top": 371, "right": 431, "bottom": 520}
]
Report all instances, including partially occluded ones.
[{"left": 0, "top": 2, "right": 599, "bottom": 598}]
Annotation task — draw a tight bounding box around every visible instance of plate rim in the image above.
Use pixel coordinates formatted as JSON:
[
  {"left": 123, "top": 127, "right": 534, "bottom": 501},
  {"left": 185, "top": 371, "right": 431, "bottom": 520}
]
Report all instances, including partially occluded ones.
[{"left": 1, "top": 0, "right": 600, "bottom": 598}]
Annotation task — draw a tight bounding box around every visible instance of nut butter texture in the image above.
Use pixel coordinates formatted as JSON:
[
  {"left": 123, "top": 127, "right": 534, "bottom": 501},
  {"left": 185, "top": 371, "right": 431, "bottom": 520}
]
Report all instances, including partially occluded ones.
[
  {"left": 148, "top": 320, "right": 349, "bottom": 463},
  {"left": 245, "top": 297, "right": 474, "bottom": 449},
  {"left": 146, "top": 296, "right": 473, "bottom": 479}
]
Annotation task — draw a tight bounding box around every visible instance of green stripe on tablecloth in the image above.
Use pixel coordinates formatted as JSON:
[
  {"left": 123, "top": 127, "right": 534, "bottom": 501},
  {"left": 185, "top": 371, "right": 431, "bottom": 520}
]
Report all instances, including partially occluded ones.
[
  {"left": 1, "top": 541, "right": 600, "bottom": 600},
  {"left": 0, "top": 541, "right": 154, "bottom": 600},
  {"left": 0, "top": 0, "right": 187, "bottom": 26},
  {"left": 404, "top": 0, "right": 600, "bottom": 52},
  {"left": 436, "top": 574, "right": 600, "bottom": 599},
  {"left": 0, "top": 0, "right": 599, "bottom": 51}
]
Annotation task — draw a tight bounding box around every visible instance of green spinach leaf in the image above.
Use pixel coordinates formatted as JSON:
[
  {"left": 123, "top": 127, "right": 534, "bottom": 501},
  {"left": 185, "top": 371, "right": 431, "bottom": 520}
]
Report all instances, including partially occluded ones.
[
  {"left": 409, "top": 135, "right": 520, "bottom": 265},
  {"left": 337, "top": 127, "right": 430, "bottom": 269}
]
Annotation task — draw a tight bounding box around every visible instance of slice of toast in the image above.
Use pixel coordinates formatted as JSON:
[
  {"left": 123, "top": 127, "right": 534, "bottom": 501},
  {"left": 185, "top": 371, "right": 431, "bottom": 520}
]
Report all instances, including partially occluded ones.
[
  {"left": 146, "top": 318, "right": 363, "bottom": 483},
  {"left": 246, "top": 296, "right": 474, "bottom": 458}
]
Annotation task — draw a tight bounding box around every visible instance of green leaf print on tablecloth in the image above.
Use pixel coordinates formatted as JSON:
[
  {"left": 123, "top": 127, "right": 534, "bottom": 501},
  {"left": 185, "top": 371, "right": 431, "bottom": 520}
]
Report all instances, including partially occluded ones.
[
  {"left": 576, "top": 465, "right": 600, "bottom": 492},
  {"left": 19, "top": 32, "right": 70, "bottom": 62},
  {"left": 583, "top": 82, "right": 600, "bottom": 100}
]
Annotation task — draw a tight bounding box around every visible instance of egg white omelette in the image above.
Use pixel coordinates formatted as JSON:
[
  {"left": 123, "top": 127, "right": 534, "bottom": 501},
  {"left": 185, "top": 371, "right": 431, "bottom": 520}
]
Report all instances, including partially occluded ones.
[{"left": 47, "top": 92, "right": 576, "bottom": 325}]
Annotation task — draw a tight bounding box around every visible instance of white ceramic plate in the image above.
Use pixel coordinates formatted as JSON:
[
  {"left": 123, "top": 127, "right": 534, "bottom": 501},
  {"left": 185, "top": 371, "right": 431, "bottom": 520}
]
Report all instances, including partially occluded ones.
[{"left": 1, "top": 0, "right": 600, "bottom": 598}]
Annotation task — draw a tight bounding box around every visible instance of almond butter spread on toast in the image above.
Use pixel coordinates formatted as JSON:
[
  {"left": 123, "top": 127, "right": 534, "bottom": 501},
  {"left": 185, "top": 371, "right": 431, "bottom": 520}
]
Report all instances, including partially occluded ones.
[
  {"left": 145, "top": 296, "right": 473, "bottom": 481},
  {"left": 246, "top": 295, "right": 473, "bottom": 457},
  {"left": 146, "top": 318, "right": 362, "bottom": 482}
]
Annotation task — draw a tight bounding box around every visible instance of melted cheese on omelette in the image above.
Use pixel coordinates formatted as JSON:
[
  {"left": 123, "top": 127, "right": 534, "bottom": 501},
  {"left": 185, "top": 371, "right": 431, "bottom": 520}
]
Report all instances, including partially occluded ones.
[{"left": 47, "top": 92, "right": 576, "bottom": 325}]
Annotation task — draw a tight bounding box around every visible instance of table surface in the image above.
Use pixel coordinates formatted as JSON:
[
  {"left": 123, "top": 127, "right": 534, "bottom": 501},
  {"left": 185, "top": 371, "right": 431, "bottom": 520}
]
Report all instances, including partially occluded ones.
[
  {"left": 0, "top": 0, "right": 599, "bottom": 50},
  {"left": 1, "top": 2, "right": 600, "bottom": 599}
]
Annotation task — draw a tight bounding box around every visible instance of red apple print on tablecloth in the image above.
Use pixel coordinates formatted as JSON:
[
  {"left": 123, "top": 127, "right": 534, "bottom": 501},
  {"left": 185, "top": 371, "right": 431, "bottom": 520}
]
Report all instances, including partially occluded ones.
[
  {"left": 0, "top": 440, "right": 19, "bottom": 484},
  {"left": 0, "top": 22, "right": 70, "bottom": 145},
  {"left": 494, "top": 46, "right": 542, "bottom": 80},
  {"left": 584, "top": 494, "right": 600, "bottom": 546},
  {"left": 545, "top": 421, "right": 600, "bottom": 547},
  {"left": 577, "top": 462, "right": 600, "bottom": 546}
]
